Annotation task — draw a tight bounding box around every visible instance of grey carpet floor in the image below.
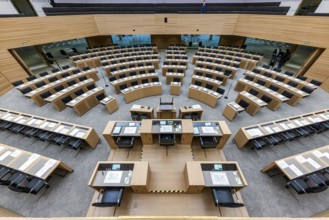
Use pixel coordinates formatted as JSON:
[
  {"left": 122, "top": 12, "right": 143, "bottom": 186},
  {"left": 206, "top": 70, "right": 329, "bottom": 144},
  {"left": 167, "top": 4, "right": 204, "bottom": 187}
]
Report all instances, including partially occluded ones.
[{"left": 0, "top": 49, "right": 329, "bottom": 218}]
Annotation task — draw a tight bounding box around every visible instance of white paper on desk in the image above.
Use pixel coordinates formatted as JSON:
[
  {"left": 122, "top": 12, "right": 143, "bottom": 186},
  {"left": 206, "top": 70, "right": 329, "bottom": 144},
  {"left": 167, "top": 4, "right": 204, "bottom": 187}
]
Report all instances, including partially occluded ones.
[
  {"left": 18, "top": 119, "right": 26, "bottom": 124},
  {"left": 293, "top": 120, "right": 303, "bottom": 126},
  {"left": 319, "top": 114, "right": 329, "bottom": 120},
  {"left": 301, "top": 120, "right": 310, "bottom": 125},
  {"left": 104, "top": 171, "right": 123, "bottom": 184},
  {"left": 295, "top": 155, "right": 306, "bottom": 163},
  {"left": 313, "top": 117, "right": 322, "bottom": 122},
  {"left": 6, "top": 116, "right": 14, "bottom": 121},
  {"left": 210, "top": 172, "right": 230, "bottom": 185},
  {"left": 35, "top": 165, "right": 51, "bottom": 178},
  {"left": 18, "top": 154, "right": 40, "bottom": 171},
  {"left": 40, "top": 122, "right": 49, "bottom": 129},
  {"left": 202, "top": 126, "right": 215, "bottom": 134},
  {"left": 192, "top": 104, "right": 201, "bottom": 109},
  {"left": 55, "top": 125, "right": 65, "bottom": 132},
  {"left": 70, "top": 100, "right": 77, "bottom": 104},
  {"left": 312, "top": 150, "right": 322, "bottom": 157},
  {"left": 14, "top": 116, "right": 23, "bottom": 122},
  {"left": 160, "top": 125, "right": 173, "bottom": 133},
  {"left": 323, "top": 153, "right": 329, "bottom": 160},
  {"left": 124, "top": 127, "right": 137, "bottom": 134},
  {"left": 246, "top": 128, "right": 263, "bottom": 137},
  {"left": 307, "top": 158, "right": 321, "bottom": 169},
  {"left": 272, "top": 127, "right": 282, "bottom": 132},
  {"left": 256, "top": 100, "right": 263, "bottom": 104},
  {"left": 277, "top": 160, "right": 288, "bottom": 169},
  {"left": 45, "top": 159, "right": 57, "bottom": 167},
  {"left": 2, "top": 113, "right": 11, "bottom": 119},
  {"left": 289, "top": 164, "right": 303, "bottom": 177},
  {"left": 69, "top": 128, "right": 80, "bottom": 136},
  {"left": 10, "top": 150, "right": 22, "bottom": 158},
  {"left": 27, "top": 119, "right": 36, "bottom": 125},
  {"left": 34, "top": 119, "right": 42, "bottom": 125},
  {"left": 263, "top": 127, "right": 274, "bottom": 134},
  {"left": 287, "top": 123, "right": 296, "bottom": 129},
  {"left": 0, "top": 151, "right": 12, "bottom": 161},
  {"left": 132, "top": 104, "right": 141, "bottom": 109},
  {"left": 0, "top": 146, "right": 4, "bottom": 152},
  {"left": 307, "top": 117, "right": 316, "bottom": 123},
  {"left": 60, "top": 128, "right": 69, "bottom": 134},
  {"left": 75, "top": 132, "right": 85, "bottom": 138},
  {"left": 48, "top": 123, "right": 56, "bottom": 128}
]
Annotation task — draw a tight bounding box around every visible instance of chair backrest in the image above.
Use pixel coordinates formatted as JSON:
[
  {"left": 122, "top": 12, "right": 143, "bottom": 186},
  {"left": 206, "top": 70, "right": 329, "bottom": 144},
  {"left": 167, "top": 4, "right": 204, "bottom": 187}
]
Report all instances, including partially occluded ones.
[
  {"left": 245, "top": 76, "right": 254, "bottom": 81},
  {"left": 72, "top": 69, "right": 80, "bottom": 74},
  {"left": 39, "top": 72, "right": 49, "bottom": 77},
  {"left": 82, "top": 66, "right": 90, "bottom": 71},
  {"left": 62, "top": 65, "right": 70, "bottom": 70},
  {"left": 238, "top": 99, "right": 249, "bottom": 108},
  {"left": 194, "top": 81, "right": 202, "bottom": 86},
  {"left": 216, "top": 87, "right": 225, "bottom": 95},
  {"left": 74, "top": 89, "right": 84, "bottom": 96},
  {"left": 211, "top": 187, "right": 244, "bottom": 207},
  {"left": 92, "top": 188, "right": 124, "bottom": 207},
  {"left": 26, "top": 76, "right": 37, "bottom": 81},
  {"left": 141, "top": 79, "right": 149, "bottom": 84},
  {"left": 282, "top": 91, "right": 294, "bottom": 98},
  {"left": 249, "top": 88, "right": 259, "bottom": 96},
  {"left": 131, "top": 81, "right": 138, "bottom": 86},
  {"left": 12, "top": 80, "right": 24, "bottom": 87},
  {"left": 297, "top": 75, "right": 307, "bottom": 81},
  {"left": 51, "top": 68, "right": 59, "bottom": 73},
  {"left": 269, "top": 84, "right": 279, "bottom": 91},
  {"left": 288, "top": 81, "right": 298, "bottom": 87},
  {"left": 96, "top": 93, "right": 106, "bottom": 101},
  {"left": 273, "top": 67, "right": 282, "bottom": 72},
  {"left": 224, "top": 70, "right": 232, "bottom": 76},
  {"left": 301, "top": 86, "right": 315, "bottom": 94},
  {"left": 87, "top": 84, "right": 96, "bottom": 90},
  {"left": 62, "top": 96, "right": 73, "bottom": 104},
  {"left": 310, "top": 79, "right": 322, "bottom": 86},
  {"left": 119, "top": 84, "right": 128, "bottom": 90},
  {"left": 257, "top": 80, "right": 266, "bottom": 86},
  {"left": 49, "top": 76, "right": 58, "bottom": 82},
  {"left": 79, "top": 76, "right": 88, "bottom": 81},
  {"left": 275, "top": 76, "right": 285, "bottom": 82},
  {"left": 67, "top": 80, "right": 77, "bottom": 86},
  {"left": 119, "top": 74, "right": 126, "bottom": 79},
  {"left": 54, "top": 85, "right": 64, "bottom": 92},
  {"left": 284, "top": 71, "right": 294, "bottom": 76},
  {"left": 261, "top": 95, "right": 272, "bottom": 103},
  {"left": 264, "top": 72, "right": 272, "bottom": 78},
  {"left": 40, "top": 91, "right": 52, "bottom": 99},
  {"left": 253, "top": 69, "right": 261, "bottom": 74},
  {"left": 173, "top": 78, "right": 181, "bottom": 83},
  {"left": 263, "top": 64, "right": 270, "bottom": 69},
  {"left": 61, "top": 73, "right": 69, "bottom": 78},
  {"left": 206, "top": 84, "right": 214, "bottom": 90}
]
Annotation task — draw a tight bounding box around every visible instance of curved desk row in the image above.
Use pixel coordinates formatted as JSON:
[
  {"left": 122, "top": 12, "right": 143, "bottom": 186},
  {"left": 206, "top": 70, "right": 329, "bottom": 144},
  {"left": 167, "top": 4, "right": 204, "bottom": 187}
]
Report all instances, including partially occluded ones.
[
  {"left": 106, "top": 65, "right": 155, "bottom": 78},
  {"left": 195, "top": 61, "right": 239, "bottom": 79},
  {"left": 121, "top": 82, "right": 162, "bottom": 103},
  {"left": 103, "top": 59, "right": 160, "bottom": 75},
  {"left": 192, "top": 75, "right": 222, "bottom": 91},
  {"left": 162, "top": 65, "right": 187, "bottom": 76},
  {"left": 193, "top": 67, "right": 229, "bottom": 86},
  {"left": 217, "top": 45, "right": 244, "bottom": 52},
  {"left": 188, "top": 85, "right": 222, "bottom": 108},
  {"left": 192, "top": 55, "right": 240, "bottom": 68},
  {"left": 199, "top": 47, "right": 262, "bottom": 61},
  {"left": 0, "top": 108, "right": 100, "bottom": 148}
]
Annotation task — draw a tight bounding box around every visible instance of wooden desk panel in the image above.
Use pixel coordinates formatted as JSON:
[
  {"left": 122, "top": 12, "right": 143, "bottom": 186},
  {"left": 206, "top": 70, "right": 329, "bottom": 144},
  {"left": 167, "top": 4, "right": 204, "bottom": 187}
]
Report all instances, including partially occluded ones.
[
  {"left": 121, "top": 82, "right": 162, "bottom": 103},
  {"left": 188, "top": 85, "right": 222, "bottom": 108}
]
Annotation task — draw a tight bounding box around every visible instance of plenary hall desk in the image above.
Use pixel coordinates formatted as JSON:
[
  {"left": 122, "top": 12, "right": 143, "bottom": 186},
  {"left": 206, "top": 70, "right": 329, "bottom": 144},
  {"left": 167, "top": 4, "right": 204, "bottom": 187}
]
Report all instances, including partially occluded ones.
[
  {"left": 262, "top": 145, "right": 329, "bottom": 180},
  {"left": 88, "top": 161, "right": 150, "bottom": 193},
  {"left": 184, "top": 161, "right": 247, "bottom": 193}
]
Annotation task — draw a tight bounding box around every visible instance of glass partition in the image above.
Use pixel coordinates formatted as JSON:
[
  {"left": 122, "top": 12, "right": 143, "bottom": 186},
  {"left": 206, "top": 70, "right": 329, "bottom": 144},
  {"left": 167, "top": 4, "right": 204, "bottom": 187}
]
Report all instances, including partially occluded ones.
[
  {"left": 181, "top": 35, "right": 220, "bottom": 47},
  {"left": 112, "top": 35, "right": 151, "bottom": 47}
]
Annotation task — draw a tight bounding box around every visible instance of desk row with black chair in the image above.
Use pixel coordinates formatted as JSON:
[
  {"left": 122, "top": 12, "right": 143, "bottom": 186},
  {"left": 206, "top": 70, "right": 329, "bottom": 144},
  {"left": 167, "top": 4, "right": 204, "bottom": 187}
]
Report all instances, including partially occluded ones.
[
  {"left": 168, "top": 45, "right": 187, "bottom": 52},
  {"left": 23, "top": 69, "right": 99, "bottom": 107},
  {"left": 121, "top": 82, "right": 163, "bottom": 103},
  {"left": 0, "top": 143, "right": 73, "bottom": 196},
  {"left": 103, "top": 59, "right": 160, "bottom": 76},
  {"left": 217, "top": 45, "right": 244, "bottom": 52},
  {"left": 0, "top": 108, "right": 100, "bottom": 150},
  {"left": 106, "top": 65, "right": 155, "bottom": 79},
  {"left": 262, "top": 144, "right": 329, "bottom": 196},
  {"left": 199, "top": 47, "right": 262, "bottom": 61},
  {"left": 195, "top": 61, "right": 239, "bottom": 79},
  {"left": 233, "top": 108, "right": 329, "bottom": 150},
  {"left": 193, "top": 67, "right": 229, "bottom": 86},
  {"left": 193, "top": 54, "right": 241, "bottom": 69},
  {"left": 101, "top": 55, "right": 160, "bottom": 68},
  {"left": 13, "top": 67, "right": 78, "bottom": 92}
]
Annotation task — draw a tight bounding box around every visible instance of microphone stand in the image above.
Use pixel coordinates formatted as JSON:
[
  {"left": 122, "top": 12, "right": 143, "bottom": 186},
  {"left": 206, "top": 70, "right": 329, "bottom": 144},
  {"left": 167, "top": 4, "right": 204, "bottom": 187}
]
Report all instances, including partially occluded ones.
[{"left": 224, "top": 81, "right": 234, "bottom": 99}]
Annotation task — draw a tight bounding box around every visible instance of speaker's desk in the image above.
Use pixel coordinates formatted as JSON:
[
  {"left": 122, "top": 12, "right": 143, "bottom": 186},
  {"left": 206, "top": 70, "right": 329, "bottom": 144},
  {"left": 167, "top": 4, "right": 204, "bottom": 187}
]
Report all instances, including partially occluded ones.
[
  {"left": 179, "top": 104, "right": 204, "bottom": 119},
  {"left": 130, "top": 104, "right": 154, "bottom": 119}
]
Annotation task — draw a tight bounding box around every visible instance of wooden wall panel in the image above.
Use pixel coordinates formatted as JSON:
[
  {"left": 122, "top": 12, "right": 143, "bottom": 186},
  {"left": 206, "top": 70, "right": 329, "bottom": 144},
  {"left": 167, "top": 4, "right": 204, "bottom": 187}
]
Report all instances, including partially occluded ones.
[
  {"left": 220, "top": 35, "right": 246, "bottom": 48},
  {"left": 86, "top": 35, "right": 113, "bottom": 48},
  {"left": 151, "top": 35, "right": 181, "bottom": 49}
]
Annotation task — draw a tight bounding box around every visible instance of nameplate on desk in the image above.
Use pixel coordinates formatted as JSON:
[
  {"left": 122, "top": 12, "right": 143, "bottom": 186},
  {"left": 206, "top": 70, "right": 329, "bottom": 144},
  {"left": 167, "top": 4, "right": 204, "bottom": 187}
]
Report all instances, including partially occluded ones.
[
  {"left": 124, "top": 127, "right": 137, "bottom": 134},
  {"left": 104, "top": 171, "right": 123, "bottom": 184},
  {"left": 210, "top": 172, "right": 230, "bottom": 185}
]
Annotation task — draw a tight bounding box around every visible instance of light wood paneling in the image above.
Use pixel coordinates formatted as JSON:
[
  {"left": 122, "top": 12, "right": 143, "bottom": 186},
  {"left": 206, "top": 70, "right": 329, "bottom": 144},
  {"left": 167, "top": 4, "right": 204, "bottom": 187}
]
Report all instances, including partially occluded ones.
[
  {"left": 151, "top": 35, "right": 181, "bottom": 49},
  {"left": 0, "top": 206, "right": 22, "bottom": 217},
  {"left": 220, "top": 35, "right": 246, "bottom": 48},
  {"left": 86, "top": 35, "right": 113, "bottom": 48}
]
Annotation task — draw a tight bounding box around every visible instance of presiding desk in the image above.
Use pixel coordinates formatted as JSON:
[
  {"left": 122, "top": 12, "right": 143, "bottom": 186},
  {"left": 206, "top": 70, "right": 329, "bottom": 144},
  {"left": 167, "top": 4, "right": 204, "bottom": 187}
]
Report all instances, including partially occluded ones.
[
  {"left": 140, "top": 119, "right": 194, "bottom": 145},
  {"left": 262, "top": 145, "right": 329, "bottom": 181},
  {"left": 88, "top": 161, "right": 150, "bottom": 193},
  {"left": 184, "top": 161, "right": 247, "bottom": 193},
  {"left": 157, "top": 103, "right": 177, "bottom": 119},
  {"left": 0, "top": 144, "right": 73, "bottom": 180}
]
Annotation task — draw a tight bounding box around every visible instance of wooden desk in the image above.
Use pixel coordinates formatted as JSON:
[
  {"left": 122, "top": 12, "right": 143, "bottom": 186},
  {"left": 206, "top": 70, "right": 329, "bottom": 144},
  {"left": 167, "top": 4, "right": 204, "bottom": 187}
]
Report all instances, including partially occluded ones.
[
  {"left": 262, "top": 145, "right": 329, "bottom": 180},
  {"left": 0, "top": 144, "right": 73, "bottom": 180},
  {"left": 121, "top": 82, "right": 162, "bottom": 103},
  {"left": 165, "top": 50, "right": 186, "bottom": 55},
  {"left": 245, "top": 71, "right": 309, "bottom": 106},
  {"left": 222, "top": 102, "right": 244, "bottom": 121},
  {"left": 192, "top": 121, "right": 231, "bottom": 150},
  {"left": 233, "top": 108, "right": 329, "bottom": 149},
  {"left": 184, "top": 161, "right": 247, "bottom": 193},
  {"left": 192, "top": 55, "right": 240, "bottom": 67},
  {"left": 170, "top": 82, "right": 181, "bottom": 96},
  {"left": 191, "top": 75, "right": 222, "bottom": 91},
  {"left": 234, "top": 78, "right": 289, "bottom": 111},
  {"left": 193, "top": 67, "right": 229, "bottom": 86},
  {"left": 156, "top": 104, "right": 177, "bottom": 119},
  {"left": 166, "top": 72, "right": 184, "bottom": 84},
  {"left": 111, "top": 73, "right": 158, "bottom": 94},
  {"left": 44, "top": 79, "right": 95, "bottom": 111},
  {"left": 100, "top": 96, "right": 119, "bottom": 114},
  {"left": 140, "top": 119, "right": 194, "bottom": 145},
  {"left": 195, "top": 61, "right": 239, "bottom": 79},
  {"left": 168, "top": 46, "right": 187, "bottom": 52},
  {"left": 66, "top": 87, "right": 105, "bottom": 116},
  {"left": 105, "top": 65, "right": 155, "bottom": 78},
  {"left": 130, "top": 104, "right": 154, "bottom": 119},
  {"left": 200, "top": 47, "right": 262, "bottom": 61},
  {"left": 88, "top": 161, "right": 150, "bottom": 193},
  {"left": 218, "top": 46, "right": 244, "bottom": 52},
  {"left": 162, "top": 65, "right": 187, "bottom": 76},
  {"left": 75, "top": 57, "right": 102, "bottom": 70},
  {"left": 235, "top": 91, "right": 267, "bottom": 116},
  {"left": 102, "top": 59, "right": 160, "bottom": 71},
  {"left": 24, "top": 70, "right": 99, "bottom": 107},
  {"left": 0, "top": 108, "right": 100, "bottom": 149},
  {"left": 179, "top": 104, "right": 203, "bottom": 119},
  {"left": 188, "top": 85, "right": 222, "bottom": 108},
  {"left": 100, "top": 54, "right": 159, "bottom": 66},
  {"left": 165, "top": 54, "right": 188, "bottom": 60}
]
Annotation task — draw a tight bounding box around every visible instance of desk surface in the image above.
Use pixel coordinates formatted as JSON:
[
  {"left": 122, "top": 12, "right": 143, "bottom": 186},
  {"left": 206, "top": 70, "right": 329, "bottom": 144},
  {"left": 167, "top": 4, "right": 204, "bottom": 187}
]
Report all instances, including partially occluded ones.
[
  {"left": 111, "top": 122, "right": 142, "bottom": 137},
  {"left": 151, "top": 120, "right": 183, "bottom": 134},
  {"left": 193, "top": 121, "right": 223, "bottom": 137},
  {"left": 239, "top": 91, "right": 267, "bottom": 107}
]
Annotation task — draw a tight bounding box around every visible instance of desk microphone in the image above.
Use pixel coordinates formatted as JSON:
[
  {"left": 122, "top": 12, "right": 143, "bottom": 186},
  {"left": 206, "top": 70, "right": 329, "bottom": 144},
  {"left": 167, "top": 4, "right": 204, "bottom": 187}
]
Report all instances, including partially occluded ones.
[{"left": 224, "top": 81, "right": 234, "bottom": 99}]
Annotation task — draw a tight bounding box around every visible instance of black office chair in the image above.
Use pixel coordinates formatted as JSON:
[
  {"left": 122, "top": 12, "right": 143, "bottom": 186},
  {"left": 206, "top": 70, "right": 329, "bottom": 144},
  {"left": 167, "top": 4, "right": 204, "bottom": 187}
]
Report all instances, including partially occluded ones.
[
  {"left": 108, "top": 76, "right": 116, "bottom": 82},
  {"left": 287, "top": 177, "right": 311, "bottom": 195},
  {"left": 54, "top": 85, "right": 64, "bottom": 92},
  {"left": 173, "top": 78, "right": 181, "bottom": 83},
  {"left": 87, "top": 84, "right": 96, "bottom": 90},
  {"left": 159, "top": 133, "right": 175, "bottom": 146},
  {"left": 282, "top": 91, "right": 294, "bottom": 99},
  {"left": 211, "top": 187, "right": 244, "bottom": 216},
  {"left": 261, "top": 95, "right": 272, "bottom": 104},
  {"left": 92, "top": 187, "right": 124, "bottom": 216},
  {"left": 51, "top": 68, "right": 60, "bottom": 73},
  {"left": 52, "top": 134, "right": 71, "bottom": 146},
  {"left": 48, "top": 76, "right": 59, "bottom": 83},
  {"left": 61, "top": 73, "right": 69, "bottom": 78},
  {"left": 216, "top": 87, "right": 225, "bottom": 95},
  {"left": 250, "top": 138, "right": 267, "bottom": 150},
  {"left": 151, "top": 78, "right": 159, "bottom": 83},
  {"left": 199, "top": 136, "right": 218, "bottom": 148},
  {"left": 249, "top": 88, "right": 259, "bottom": 96},
  {"left": 206, "top": 84, "right": 214, "bottom": 90},
  {"left": 79, "top": 76, "right": 88, "bottom": 81},
  {"left": 215, "top": 67, "right": 222, "bottom": 72},
  {"left": 74, "top": 89, "right": 84, "bottom": 96},
  {"left": 141, "top": 79, "right": 149, "bottom": 84},
  {"left": 263, "top": 65, "right": 271, "bottom": 69},
  {"left": 22, "top": 127, "right": 39, "bottom": 138},
  {"left": 206, "top": 73, "right": 212, "bottom": 78},
  {"left": 301, "top": 86, "right": 315, "bottom": 94},
  {"left": 273, "top": 67, "right": 282, "bottom": 72},
  {"left": 39, "top": 72, "right": 49, "bottom": 77},
  {"left": 238, "top": 99, "right": 249, "bottom": 109},
  {"left": 35, "top": 81, "right": 46, "bottom": 88},
  {"left": 257, "top": 79, "right": 266, "bottom": 86},
  {"left": 8, "top": 172, "right": 30, "bottom": 192},
  {"left": 297, "top": 75, "right": 307, "bottom": 81},
  {"left": 253, "top": 69, "right": 261, "bottom": 74},
  {"left": 72, "top": 69, "right": 80, "bottom": 74},
  {"left": 310, "top": 79, "right": 322, "bottom": 86},
  {"left": 20, "top": 87, "right": 33, "bottom": 95},
  {"left": 96, "top": 93, "right": 106, "bottom": 102},
  {"left": 25, "top": 177, "right": 49, "bottom": 195},
  {"left": 194, "top": 81, "right": 202, "bottom": 86},
  {"left": 245, "top": 76, "right": 254, "bottom": 81},
  {"left": 280, "top": 130, "right": 298, "bottom": 142},
  {"left": 307, "top": 172, "right": 329, "bottom": 187},
  {"left": 9, "top": 124, "right": 25, "bottom": 134},
  {"left": 119, "top": 74, "right": 126, "bottom": 79},
  {"left": 275, "top": 76, "right": 285, "bottom": 82},
  {"left": 82, "top": 66, "right": 90, "bottom": 71},
  {"left": 284, "top": 71, "right": 294, "bottom": 76},
  {"left": 269, "top": 85, "right": 279, "bottom": 91},
  {"left": 224, "top": 70, "right": 232, "bottom": 77},
  {"left": 288, "top": 81, "right": 298, "bottom": 87},
  {"left": 140, "top": 114, "right": 149, "bottom": 120},
  {"left": 216, "top": 76, "right": 224, "bottom": 81},
  {"left": 26, "top": 76, "right": 37, "bottom": 81},
  {"left": 68, "top": 139, "right": 84, "bottom": 150},
  {"left": 264, "top": 72, "right": 272, "bottom": 78},
  {"left": 130, "top": 72, "right": 137, "bottom": 76},
  {"left": 62, "top": 96, "right": 73, "bottom": 104},
  {"left": 264, "top": 135, "right": 283, "bottom": 146},
  {"left": 116, "top": 136, "right": 134, "bottom": 148},
  {"left": 0, "top": 166, "right": 12, "bottom": 185},
  {"left": 67, "top": 80, "right": 77, "bottom": 86},
  {"left": 12, "top": 80, "right": 24, "bottom": 87},
  {"left": 119, "top": 84, "right": 128, "bottom": 90}
]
